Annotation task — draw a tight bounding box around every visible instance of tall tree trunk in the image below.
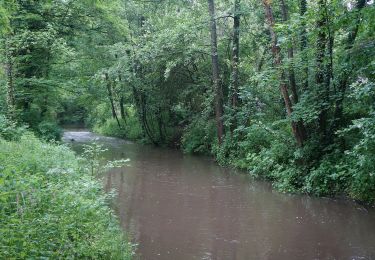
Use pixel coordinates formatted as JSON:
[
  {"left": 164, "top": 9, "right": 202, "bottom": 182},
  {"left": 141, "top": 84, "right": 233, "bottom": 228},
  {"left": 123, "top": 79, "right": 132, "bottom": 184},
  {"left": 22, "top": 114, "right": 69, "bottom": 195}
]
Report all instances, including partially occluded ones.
[
  {"left": 4, "top": 38, "right": 16, "bottom": 118},
  {"left": 104, "top": 73, "right": 121, "bottom": 128},
  {"left": 157, "top": 106, "right": 165, "bottom": 143},
  {"left": 262, "top": 0, "right": 306, "bottom": 147},
  {"left": 325, "top": 7, "right": 334, "bottom": 92},
  {"left": 316, "top": 0, "right": 328, "bottom": 136},
  {"left": 140, "top": 92, "right": 158, "bottom": 145},
  {"left": 132, "top": 85, "right": 154, "bottom": 143},
  {"left": 230, "top": 0, "right": 241, "bottom": 133},
  {"left": 208, "top": 0, "right": 225, "bottom": 145},
  {"left": 279, "top": 0, "right": 298, "bottom": 104},
  {"left": 279, "top": 0, "right": 308, "bottom": 142},
  {"left": 129, "top": 43, "right": 156, "bottom": 144},
  {"left": 130, "top": 70, "right": 158, "bottom": 145},
  {"left": 118, "top": 73, "right": 127, "bottom": 122},
  {"left": 132, "top": 86, "right": 146, "bottom": 139},
  {"left": 231, "top": 0, "right": 240, "bottom": 108},
  {"left": 300, "top": 0, "right": 309, "bottom": 91},
  {"left": 120, "top": 95, "right": 126, "bottom": 122}
]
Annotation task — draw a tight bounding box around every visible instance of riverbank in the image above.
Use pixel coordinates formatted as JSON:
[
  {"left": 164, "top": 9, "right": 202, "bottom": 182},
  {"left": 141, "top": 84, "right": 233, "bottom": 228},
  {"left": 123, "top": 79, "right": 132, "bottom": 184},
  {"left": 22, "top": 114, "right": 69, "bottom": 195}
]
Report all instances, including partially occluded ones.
[
  {"left": 0, "top": 129, "right": 134, "bottom": 258},
  {"left": 92, "top": 119, "right": 375, "bottom": 207}
]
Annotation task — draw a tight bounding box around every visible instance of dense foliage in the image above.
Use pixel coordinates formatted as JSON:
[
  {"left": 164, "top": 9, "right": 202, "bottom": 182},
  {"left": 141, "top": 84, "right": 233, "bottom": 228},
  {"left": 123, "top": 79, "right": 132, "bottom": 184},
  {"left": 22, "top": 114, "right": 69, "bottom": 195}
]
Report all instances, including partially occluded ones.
[
  {"left": 0, "top": 119, "right": 133, "bottom": 258},
  {"left": 1, "top": 0, "right": 374, "bottom": 208}
]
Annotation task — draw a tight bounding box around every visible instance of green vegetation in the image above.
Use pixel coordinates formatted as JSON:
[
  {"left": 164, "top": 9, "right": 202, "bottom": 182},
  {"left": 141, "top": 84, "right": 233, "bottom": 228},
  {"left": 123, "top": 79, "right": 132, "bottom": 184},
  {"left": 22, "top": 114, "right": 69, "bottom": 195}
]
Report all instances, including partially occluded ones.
[
  {"left": 0, "top": 118, "right": 133, "bottom": 259},
  {"left": 1, "top": 0, "right": 374, "bottom": 217},
  {"left": 0, "top": 1, "right": 374, "bottom": 257}
]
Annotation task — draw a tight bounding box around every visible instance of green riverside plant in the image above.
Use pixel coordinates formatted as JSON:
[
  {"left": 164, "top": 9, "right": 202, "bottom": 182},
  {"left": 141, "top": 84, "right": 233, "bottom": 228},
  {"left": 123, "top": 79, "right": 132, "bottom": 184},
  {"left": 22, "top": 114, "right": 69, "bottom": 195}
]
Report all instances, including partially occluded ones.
[{"left": 0, "top": 133, "right": 134, "bottom": 259}]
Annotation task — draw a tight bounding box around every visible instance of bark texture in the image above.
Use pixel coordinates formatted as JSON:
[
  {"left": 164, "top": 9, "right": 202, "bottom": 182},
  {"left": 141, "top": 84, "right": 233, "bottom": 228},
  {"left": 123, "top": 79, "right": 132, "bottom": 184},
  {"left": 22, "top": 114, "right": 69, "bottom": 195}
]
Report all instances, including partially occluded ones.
[
  {"left": 230, "top": 0, "right": 241, "bottom": 133},
  {"left": 262, "top": 0, "right": 306, "bottom": 146},
  {"left": 105, "top": 73, "right": 121, "bottom": 128},
  {"left": 208, "top": 0, "right": 225, "bottom": 144}
]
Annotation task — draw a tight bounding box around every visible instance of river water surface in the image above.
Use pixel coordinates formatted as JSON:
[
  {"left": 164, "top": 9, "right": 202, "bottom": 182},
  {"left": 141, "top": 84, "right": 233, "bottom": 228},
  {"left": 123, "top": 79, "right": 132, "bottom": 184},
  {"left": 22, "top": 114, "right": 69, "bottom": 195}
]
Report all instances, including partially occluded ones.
[{"left": 63, "top": 130, "right": 375, "bottom": 260}]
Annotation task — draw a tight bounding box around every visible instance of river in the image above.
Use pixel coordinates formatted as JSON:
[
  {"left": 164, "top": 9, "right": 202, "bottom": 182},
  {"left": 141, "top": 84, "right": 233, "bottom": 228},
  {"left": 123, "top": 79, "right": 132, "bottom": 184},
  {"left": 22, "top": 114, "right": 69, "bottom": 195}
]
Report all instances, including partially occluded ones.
[{"left": 63, "top": 130, "right": 375, "bottom": 260}]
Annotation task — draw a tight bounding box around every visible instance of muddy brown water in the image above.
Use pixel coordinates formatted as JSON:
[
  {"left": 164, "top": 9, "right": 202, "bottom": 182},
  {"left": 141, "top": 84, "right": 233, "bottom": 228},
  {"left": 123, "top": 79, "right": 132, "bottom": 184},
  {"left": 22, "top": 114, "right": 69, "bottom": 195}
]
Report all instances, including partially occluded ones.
[{"left": 63, "top": 130, "right": 375, "bottom": 260}]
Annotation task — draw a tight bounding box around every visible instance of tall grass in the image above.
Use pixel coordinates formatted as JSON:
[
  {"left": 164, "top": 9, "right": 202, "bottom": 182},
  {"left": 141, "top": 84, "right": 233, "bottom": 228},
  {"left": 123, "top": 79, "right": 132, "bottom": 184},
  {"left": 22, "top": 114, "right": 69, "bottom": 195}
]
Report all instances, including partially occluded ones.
[{"left": 0, "top": 133, "right": 134, "bottom": 259}]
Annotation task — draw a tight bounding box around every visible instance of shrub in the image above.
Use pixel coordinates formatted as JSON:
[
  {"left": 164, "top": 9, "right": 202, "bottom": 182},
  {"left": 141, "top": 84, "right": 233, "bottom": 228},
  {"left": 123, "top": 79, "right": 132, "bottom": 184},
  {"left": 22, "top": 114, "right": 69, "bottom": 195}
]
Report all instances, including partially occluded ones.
[
  {"left": 36, "top": 121, "right": 62, "bottom": 141},
  {"left": 0, "top": 115, "right": 28, "bottom": 141},
  {"left": 271, "top": 166, "right": 303, "bottom": 193},
  {"left": 93, "top": 118, "right": 127, "bottom": 138},
  {"left": 93, "top": 108, "right": 143, "bottom": 141},
  {"left": 304, "top": 153, "right": 350, "bottom": 196},
  {"left": 342, "top": 115, "right": 375, "bottom": 203},
  {"left": 181, "top": 118, "right": 216, "bottom": 154},
  {"left": 124, "top": 116, "right": 143, "bottom": 140},
  {"left": 0, "top": 134, "right": 134, "bottom": 259}
]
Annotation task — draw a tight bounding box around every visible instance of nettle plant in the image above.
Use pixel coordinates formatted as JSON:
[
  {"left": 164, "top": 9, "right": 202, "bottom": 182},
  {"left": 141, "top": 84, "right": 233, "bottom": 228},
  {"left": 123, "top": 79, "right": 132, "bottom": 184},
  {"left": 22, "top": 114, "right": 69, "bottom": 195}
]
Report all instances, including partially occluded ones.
[{"left": 82, "top": 142, "right": 130, "bottom": 176}]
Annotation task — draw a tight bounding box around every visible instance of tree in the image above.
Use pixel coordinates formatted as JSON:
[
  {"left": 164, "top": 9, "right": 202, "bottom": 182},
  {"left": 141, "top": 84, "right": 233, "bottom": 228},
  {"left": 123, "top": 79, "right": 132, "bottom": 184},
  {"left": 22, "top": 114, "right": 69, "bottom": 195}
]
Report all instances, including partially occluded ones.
[
  {"left": 208, "top": 0, "right": 225, "bottom": 145},
  {"left": 262, "top": 0, "right": 306, "bottom": 147},
  {"left": 230, "top": 0, "right": 241, "bottom": 132},
  {"left": 2, "top": 0, "right": 374, "bottom": 203}
]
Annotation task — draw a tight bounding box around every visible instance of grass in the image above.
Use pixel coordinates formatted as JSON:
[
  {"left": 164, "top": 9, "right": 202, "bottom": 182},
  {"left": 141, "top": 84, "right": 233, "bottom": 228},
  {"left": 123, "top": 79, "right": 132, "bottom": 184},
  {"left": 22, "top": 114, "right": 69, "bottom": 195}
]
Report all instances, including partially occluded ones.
[{"left": 0, "top": 133, "right": 134, "bottom": 259}]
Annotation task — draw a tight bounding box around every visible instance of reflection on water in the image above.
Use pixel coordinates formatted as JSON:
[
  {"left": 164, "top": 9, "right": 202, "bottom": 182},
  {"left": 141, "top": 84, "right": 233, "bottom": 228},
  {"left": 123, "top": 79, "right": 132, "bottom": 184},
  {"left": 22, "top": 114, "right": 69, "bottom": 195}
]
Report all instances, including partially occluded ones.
[{"left": 63, "top": 130, "right": 375, "bottom": 260}]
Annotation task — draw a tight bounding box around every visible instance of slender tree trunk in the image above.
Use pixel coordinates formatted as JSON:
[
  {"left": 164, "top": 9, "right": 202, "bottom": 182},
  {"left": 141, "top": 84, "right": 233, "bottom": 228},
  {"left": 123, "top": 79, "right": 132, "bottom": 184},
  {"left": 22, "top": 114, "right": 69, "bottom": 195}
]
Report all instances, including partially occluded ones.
[
  {"left": 117, "top": 73, "right": 127, "bottom": 122},
  {"left": 316, "top": 0, "right": 328, "bottom": 136},
  {"left": 4, "top": 38, "right": 16, "bottom": 118},
  {"left": 129, "top": 45, "right": 156, "bottom": 144},
  {"left": 230, "top": 0, "right": 241, "bottom": 133},
  {"left": 231, "top": 0, "right": 240, "bottom": 109},
  {"left": 208, "top": 0, "right": 225, "bottom": 145},
  {"left": 262, "top": 0, "right": 306, "bottom": 146},
  {"left": 157, "top": 106, "right": 165, "bottom": 143},
  {"left": 129, "top": 17, "right": 157, "bottom": 144},
  {"left": 41, "top": 96, "right": 48, "bottom": 117},
  {"left": 104, "top": 73, "right": 121, "bottom": 128},
  {"left": 279, "top": 0, "right": 308, "bottom": 142},
  {"left": 140, "top": 92, "right": 158, "bottom": 145},
  {"left": 120, "top": 95, "right": 126, "bottom": 122},
  {"left": 325, "top": 7, "right": 334, "bottom": 91},
  {"left": 300, "top": 0, "right": 309, "bottom": 90},
  {"left": 279, "top": 0, "right": 298, "bottom": 104},
  {"left": 131, "top": 81, "right": 157, "bottom": 145},
  {"left": 131, "top": 86, "right": 146, "bottom": 137}
]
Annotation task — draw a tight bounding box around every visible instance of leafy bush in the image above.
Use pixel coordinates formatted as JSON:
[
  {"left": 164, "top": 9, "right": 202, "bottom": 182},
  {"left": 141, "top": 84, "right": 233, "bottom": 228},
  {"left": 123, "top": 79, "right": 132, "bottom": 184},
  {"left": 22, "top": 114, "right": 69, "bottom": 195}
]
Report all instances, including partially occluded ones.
[
  {"left": 271, "top": 166, "right": 303, "bottom": 193},
  {"left": 94, "top": 118, "right": 127, "bottom": 138},
  {"left": 36, "top": 121, "right": 63, "bottom": 141},
  {"left": 20, "top": 103, "right": 42, "bottom": 129},
  {"left": 0, "top": 115, "right": 28, "bottom": 141},
  {"left": 0, "top": 134, "right": 134, "bottom": 259},
  {"left": 124, "top": 116, "right": 143, "bottom": 140},
  {"left": 212, "top": 124, "right": 272, "bottom": 166},
  {"left": 341, "top": 115, "right": 375, "bottom": 203},
  {"left": 82, "top": 142, "right": 130, "bottom": 176},
  {"left": 226, "top": 123, "right": 290, "bottom": 169},
  {"left": 181, "top": 118, "right": 216, "bottom": 154},
  {"left": 304, "top": 152, "right": 350, "bottom": 196},
  {"left": 239, "top": 124, "right": 273, "bottom": 154},
  {"left": 93, "top": 111, "right": 142, "bottom": 141},
  {"left": 245, "top": 150, "right": 279, "bottom": 177},
  {"left": 213, "top": 134, "right": 236, "bottom": 165}
]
